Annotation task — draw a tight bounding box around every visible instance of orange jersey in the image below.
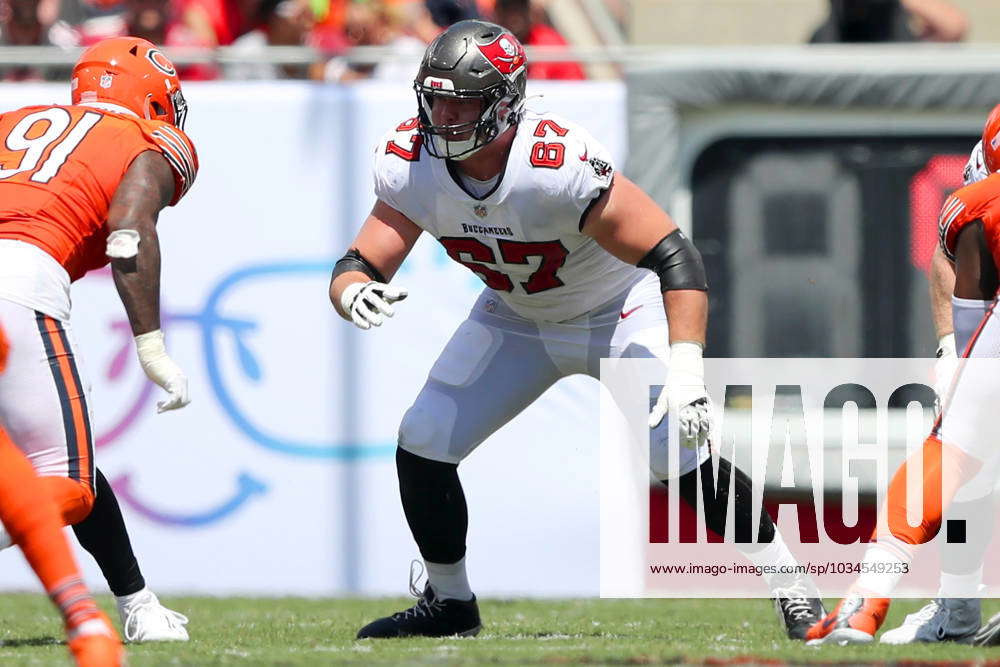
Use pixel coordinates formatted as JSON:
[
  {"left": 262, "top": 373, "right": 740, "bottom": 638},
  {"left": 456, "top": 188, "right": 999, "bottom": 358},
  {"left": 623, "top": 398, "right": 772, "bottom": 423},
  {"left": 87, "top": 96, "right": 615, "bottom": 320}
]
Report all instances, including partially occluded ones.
[
  {"left": 939, "top": 172, "right": 1000, "bottom": 268},
  {"left": 0, "top": 105, "right": 197, "bottom": 281}
]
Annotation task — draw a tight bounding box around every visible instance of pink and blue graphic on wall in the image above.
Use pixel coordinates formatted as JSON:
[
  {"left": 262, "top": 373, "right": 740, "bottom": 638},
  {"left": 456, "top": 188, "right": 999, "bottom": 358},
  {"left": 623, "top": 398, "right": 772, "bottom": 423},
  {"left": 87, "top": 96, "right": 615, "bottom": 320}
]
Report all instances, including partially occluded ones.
[{"left": 87, "top": 260, "right": 397, "bottom": 528}]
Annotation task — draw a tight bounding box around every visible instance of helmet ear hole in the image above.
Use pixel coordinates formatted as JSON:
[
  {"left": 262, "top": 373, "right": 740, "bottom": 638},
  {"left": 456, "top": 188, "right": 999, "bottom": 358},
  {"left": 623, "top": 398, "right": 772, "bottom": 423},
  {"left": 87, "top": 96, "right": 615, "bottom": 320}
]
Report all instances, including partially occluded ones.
[{"left": 151, "top": 100, "right": 166, "bottom": 116}]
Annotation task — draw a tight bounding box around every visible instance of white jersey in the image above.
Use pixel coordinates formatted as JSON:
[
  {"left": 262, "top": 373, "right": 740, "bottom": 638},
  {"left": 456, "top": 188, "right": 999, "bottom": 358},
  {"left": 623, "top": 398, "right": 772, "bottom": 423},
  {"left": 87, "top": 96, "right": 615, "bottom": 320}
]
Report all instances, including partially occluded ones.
[{"left": 373, "top": 111, "right": 646, "bottom": 323}]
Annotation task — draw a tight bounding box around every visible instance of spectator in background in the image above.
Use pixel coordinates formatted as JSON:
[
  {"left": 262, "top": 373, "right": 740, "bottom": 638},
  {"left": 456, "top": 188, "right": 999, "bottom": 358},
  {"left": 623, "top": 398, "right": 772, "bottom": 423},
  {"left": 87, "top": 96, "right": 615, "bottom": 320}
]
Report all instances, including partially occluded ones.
[
  {"left": 0, "top": 0, "right": 53, "bottom": 80},
  {"left": 492, "top": 0, "right": 583, "bottom": 79},
  {"left": 51, "top": 0, "right": 122, "bottom": 31},
  {"left": 1, "top": 0, "right": 44, "bottom": 46},
  {"left": 227, "top": 0, "right": 314, "bottom": 78},
  {"left": 122, "top": 0, "right": 188, "bottom": 44},
  {"left": 59, "top": 0, "right": 218, "bottom": 79},
  {"left": 423, "top": 0, "right": 476, "bottom": 28},
  {"left": 309, "top": 0, "right": 349, "bottom": 52},
  {"left": 320, "top": 0, "right": 425, "bottom": 82},
  {"left": 810, "top": 0, "right": 966, "bottom": 43},
  {"left": 180, "top": 0, "right": 261, "bottom": 46},
  {"left": 48, "top": 0, "right": 120, "bottom": 48}
]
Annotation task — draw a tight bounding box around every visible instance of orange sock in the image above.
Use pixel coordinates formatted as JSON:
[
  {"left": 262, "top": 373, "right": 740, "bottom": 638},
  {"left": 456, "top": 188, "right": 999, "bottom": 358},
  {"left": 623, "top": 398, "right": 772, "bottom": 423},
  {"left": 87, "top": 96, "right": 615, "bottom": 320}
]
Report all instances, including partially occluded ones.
[
  {"left": 876, "top": 435, "right": 981, "bottom": 548},
  {"left": 0, "top": 429, "right": 101, "bottom": 630}
]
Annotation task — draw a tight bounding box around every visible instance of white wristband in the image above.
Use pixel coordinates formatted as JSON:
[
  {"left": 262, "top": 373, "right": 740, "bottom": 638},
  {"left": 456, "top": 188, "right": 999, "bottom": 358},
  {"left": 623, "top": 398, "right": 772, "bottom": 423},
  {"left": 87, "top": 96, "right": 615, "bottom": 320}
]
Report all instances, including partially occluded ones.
[
  {"left": 937, "top": 333, "right": 956, "bottom": 358},
  {"left": 669, "top": 341, "right": 704, "bottom": 377},
  {"left": 135, "top": 329, "right": 166, "bottom": 360}
]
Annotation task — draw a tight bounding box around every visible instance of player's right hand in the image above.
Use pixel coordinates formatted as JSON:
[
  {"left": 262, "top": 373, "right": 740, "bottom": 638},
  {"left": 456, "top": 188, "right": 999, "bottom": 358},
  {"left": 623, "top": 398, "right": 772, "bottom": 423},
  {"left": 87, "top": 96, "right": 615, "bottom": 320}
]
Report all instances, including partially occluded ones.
[
  {"left": 341, "top": 281, "right": 408, "bottom": 330},
  {"left": 933, "top": 332, "right": 958, "bottom": 416},
  {"left": 134, "top": 329, "right": 190, "bottom": 413},
  {"left": 650, "top": 342, "right": 712, "bottom": 450}
]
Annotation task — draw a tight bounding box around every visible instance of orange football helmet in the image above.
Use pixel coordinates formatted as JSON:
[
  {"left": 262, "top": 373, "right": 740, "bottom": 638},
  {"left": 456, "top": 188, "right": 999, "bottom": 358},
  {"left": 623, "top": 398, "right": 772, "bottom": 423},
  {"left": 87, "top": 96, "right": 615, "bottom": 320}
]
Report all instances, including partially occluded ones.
[
  {"left": 981, "top": 103, "right": 1000, "bottom": 175},
  {"left": 71, "top": 37, "right": 187, "bottom": 130}
]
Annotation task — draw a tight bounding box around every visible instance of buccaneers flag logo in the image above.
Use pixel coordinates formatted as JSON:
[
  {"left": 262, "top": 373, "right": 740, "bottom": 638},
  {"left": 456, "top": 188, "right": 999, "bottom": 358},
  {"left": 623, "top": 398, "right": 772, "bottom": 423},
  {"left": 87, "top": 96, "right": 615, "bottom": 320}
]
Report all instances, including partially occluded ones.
[{"left": 477, "top": 34, "right": 526, "bottom": 76}]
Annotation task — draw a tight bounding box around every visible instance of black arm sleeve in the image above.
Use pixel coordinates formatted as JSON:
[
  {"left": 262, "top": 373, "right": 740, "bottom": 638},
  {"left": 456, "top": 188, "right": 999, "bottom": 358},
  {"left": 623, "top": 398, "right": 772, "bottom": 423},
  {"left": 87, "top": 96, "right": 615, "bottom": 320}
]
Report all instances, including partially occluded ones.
[
  {"left": 332, "top": 248, "right": 387, "bottom": 284},
  {"left": 637, "top": 229, "right": 708, "bottom": 292}
]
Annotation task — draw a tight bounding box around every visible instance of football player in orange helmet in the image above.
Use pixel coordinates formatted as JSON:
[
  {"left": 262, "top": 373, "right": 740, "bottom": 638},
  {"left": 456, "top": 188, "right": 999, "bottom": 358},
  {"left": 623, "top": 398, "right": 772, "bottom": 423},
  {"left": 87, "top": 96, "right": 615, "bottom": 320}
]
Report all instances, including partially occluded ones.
[
  {"left": 808, "top": 104, "right": 1000, "bottom": 647},
  {"left": 72, "top": 35, "right": 188, "bottom": 130},
  {"left": 0, "top": 36, "right": 197, "bottom": 643}
]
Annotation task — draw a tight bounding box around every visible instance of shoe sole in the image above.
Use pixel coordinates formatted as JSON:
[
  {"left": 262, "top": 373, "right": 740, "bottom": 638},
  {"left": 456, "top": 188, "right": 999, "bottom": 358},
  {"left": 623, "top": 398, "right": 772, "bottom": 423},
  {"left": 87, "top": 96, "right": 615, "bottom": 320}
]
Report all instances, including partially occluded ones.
[
  {"left": 881, "top": 633, "right": 977, "bottom": 646},
  {"left": 358, "top": 625, "right": 482, "bottom": 640},
  {"left": 807, "top": 629, "right": 874, "bottom": 646}
]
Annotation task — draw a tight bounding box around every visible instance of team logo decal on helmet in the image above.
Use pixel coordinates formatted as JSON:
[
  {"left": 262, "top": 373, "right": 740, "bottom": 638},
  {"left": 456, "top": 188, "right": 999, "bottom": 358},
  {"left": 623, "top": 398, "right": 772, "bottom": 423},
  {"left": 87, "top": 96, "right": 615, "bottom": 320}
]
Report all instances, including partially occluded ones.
[
  {"left": 424, "top": 76, "right": 454, "bottom": 91},
  {"left": 146, "top": 49, "right": 177, "bottom": 77},
  {"left": 477, "top": 34, "right": 526, "bottom": 76},
  {"left": 413, "top": 20, "right": 528, "bottom": 161},
  {"left": 72, "top": 37, "right": 188, "bottom": 130}
]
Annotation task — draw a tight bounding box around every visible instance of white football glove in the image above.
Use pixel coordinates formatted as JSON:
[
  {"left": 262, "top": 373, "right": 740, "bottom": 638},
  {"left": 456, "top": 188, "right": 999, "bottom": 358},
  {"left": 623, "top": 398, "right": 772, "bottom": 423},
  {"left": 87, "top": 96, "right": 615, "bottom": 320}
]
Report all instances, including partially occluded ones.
[
  {"left": 934, "top": 333, "right": 958, "bottom": 416},
  {"left": 650, "top": 342, "right": 712, "bottom": 450},
  {"left": 341, "top": 281, "right": 408, "bottom": 330},
  {"left": 134, "top": 329, "right": 189, "bottom": 413}
]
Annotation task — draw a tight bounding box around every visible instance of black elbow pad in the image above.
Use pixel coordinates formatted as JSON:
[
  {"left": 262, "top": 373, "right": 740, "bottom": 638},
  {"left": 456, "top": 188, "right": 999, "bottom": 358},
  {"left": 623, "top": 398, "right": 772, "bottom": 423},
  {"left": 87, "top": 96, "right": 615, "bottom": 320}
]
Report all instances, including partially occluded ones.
[{"left": 637, "top": 229, "right": 708, "bottom": 292}]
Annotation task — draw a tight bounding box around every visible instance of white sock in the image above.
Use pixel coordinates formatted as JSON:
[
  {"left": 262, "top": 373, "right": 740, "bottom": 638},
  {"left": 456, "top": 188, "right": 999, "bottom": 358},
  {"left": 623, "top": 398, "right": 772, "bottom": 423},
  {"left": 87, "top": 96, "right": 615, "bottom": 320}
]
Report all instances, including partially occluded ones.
[
  {"left": 116, "top": 587, "right": 150, "bottom": 611},
  {"left": 939, "top": 568, "right": 983, "bottom": 598},
  {"left": 740, "top": 530, "right": 798, "bottom": 587},
  {"left": 856, "top": 542, "right": 910, "bottom": 597},
  {"left": 425, "top": 557, "right": 473, "bottom": 601}
]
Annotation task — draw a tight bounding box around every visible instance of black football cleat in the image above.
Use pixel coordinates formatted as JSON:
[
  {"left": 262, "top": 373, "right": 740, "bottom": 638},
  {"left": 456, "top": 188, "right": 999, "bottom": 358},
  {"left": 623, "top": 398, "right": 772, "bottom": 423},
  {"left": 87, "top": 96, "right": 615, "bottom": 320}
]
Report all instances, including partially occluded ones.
[
  {"left": 356, "top": 583, "right": 481, "bottom": 639},
  {"left": 772, "top": 576, "right": 826, "bottom": 640}
]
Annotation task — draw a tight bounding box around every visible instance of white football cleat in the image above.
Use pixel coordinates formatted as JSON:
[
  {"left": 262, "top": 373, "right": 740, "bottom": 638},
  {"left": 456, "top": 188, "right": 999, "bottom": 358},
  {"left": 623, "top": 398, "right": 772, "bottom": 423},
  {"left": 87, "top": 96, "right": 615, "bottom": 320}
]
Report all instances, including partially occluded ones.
[
  {"left": 880, "top": 598, "right": 980, "bottom": 645},
  {"left": 117, "top": 589, "right": 189, "bottom": 642}
]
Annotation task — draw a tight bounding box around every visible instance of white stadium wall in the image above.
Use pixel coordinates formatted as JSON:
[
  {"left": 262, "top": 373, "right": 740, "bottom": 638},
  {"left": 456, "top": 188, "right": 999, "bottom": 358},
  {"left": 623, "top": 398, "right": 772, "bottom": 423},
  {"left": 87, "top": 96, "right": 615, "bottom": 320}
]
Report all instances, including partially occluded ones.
[{"left": 0, "top": 80, "right": 626, "bottom": 596}]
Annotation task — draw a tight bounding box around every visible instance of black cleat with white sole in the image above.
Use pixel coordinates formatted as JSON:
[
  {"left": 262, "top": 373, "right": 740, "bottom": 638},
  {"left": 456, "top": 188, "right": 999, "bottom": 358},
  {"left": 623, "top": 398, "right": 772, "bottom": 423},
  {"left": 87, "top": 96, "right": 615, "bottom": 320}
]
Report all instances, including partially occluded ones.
[
  {"left": 773, "top": 578, "right": 826, "bottom": 640},
  {"left": 775, "top": 595, "right": 826, "bottom": 640},
  {"left": 357, "top": 583, "right": 481, "bottom": 639}
]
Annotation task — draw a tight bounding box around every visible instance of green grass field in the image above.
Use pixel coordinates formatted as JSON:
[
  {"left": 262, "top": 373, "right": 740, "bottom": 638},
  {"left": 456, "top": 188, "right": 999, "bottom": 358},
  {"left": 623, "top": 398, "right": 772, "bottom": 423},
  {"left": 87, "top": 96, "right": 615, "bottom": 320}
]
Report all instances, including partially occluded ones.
[{"left": 2, "top": 595, "right": 1000, "bottom": 665}]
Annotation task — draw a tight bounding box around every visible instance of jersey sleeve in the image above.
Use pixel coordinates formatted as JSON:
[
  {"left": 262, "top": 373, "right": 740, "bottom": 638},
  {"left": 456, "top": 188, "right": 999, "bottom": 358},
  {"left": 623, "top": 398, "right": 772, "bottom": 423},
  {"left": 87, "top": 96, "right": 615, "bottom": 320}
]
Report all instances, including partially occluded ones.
[
  {"left": 939, "top": 191, "right": 970, "bottom": 261},
  {"left": 964, "top": 140, "right": 988, "bottom": 186},
  {"left": 139, "top": 120, "right": 199, "bottom": 206},
  {"left": 371, "top": 121, "right": 425, "bottom": 226},
  {"left": 561, "top": 121, "right": 615, "bottom": 216}
]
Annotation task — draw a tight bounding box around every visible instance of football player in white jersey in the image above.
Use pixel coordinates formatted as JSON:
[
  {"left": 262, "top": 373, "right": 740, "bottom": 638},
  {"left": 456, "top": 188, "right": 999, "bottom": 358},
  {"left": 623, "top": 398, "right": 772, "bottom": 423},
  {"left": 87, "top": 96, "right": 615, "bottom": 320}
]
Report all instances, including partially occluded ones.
[{"left": 329, "top": 20, "right": 823, "bottom": 639}]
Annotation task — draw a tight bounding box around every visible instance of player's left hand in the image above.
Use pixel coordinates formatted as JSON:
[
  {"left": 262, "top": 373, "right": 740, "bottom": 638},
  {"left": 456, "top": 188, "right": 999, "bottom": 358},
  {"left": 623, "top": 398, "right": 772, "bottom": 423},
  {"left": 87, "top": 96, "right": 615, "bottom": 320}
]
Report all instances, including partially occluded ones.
[
  {"left": 650, "top": 342, "right": 712, "bottom": 450},
  {"left": 134, "top": 329, "right": 190, "bottom": 413}
]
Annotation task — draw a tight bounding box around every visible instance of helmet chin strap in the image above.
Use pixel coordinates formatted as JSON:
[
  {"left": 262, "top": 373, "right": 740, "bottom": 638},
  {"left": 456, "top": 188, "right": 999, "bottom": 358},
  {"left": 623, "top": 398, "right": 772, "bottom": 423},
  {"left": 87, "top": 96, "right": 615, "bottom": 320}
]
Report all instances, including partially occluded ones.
[
  {"left": 445, "top": 137, "right": 486, "bottom": 161},
  {"left": 142, "top": 93, "right": 154, "bottom": 120}
]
